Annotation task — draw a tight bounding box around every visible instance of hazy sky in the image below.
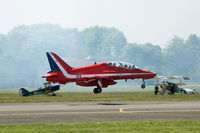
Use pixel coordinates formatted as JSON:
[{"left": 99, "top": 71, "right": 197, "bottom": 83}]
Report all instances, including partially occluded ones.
[{"left": 1, "top": 0, "right": 200, "bottom": 47}]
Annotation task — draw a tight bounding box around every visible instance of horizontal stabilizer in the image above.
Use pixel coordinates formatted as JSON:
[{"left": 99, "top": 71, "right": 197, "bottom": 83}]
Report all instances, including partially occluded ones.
[{"left": 42, "top": 72, "right": 58, "bottom": 78}]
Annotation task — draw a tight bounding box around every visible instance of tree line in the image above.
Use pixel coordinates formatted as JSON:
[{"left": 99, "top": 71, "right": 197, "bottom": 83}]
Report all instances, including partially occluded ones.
[{"left": 0, "top": 24, "right": 199, "bottom": 88}]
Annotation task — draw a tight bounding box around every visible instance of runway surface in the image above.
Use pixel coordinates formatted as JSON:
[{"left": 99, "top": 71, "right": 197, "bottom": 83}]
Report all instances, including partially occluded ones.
[{"left": 0, "top": 101, "right": 200, "bottom": 124}]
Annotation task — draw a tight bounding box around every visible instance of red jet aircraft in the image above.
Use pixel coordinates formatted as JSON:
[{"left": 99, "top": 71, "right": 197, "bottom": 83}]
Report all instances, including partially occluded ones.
[{"left": 42, "top": 52, "right": 156, "bottom": 94}]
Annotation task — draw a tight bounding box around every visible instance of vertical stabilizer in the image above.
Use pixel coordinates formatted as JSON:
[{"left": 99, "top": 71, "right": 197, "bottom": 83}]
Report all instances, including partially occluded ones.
[
  {"left": 46, "top": 52, "right": 72, "bottom": 72},
  {"left": 19, "top": 88, "right": 30, "bottom": 96}
]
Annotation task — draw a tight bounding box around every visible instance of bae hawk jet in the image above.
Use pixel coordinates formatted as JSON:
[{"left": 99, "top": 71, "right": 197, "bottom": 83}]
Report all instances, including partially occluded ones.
[{"left": 41, "top": 52, "right": 156, "bottom": 94}]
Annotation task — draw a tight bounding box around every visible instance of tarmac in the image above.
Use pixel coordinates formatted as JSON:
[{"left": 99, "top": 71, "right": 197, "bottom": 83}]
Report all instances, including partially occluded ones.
[{"left": 0, "top": 101, "right": 200, "bottom": 124}]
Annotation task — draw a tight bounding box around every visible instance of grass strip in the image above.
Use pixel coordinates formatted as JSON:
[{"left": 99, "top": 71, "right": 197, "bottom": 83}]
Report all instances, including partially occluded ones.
[
  {"left": 0, "top": 92, "right": 200, "bottom": 103},
  {"left": 0, "top": 121, "right": 200, "bottom": 133}
]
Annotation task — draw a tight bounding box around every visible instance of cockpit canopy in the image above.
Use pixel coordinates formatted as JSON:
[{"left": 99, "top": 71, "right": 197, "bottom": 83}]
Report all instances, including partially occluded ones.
[{"left": 108, "top": 61, "right": 141, "bottom": 70}]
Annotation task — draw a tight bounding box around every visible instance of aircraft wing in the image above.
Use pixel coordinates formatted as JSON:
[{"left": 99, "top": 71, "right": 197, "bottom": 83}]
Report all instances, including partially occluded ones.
[
  {"left": 76, "top": 78, "right": 117, "bottom": 88},
  {"left": 182, "top": 76, "right": 190, "bottom": 80},
  {"left": 165, "top": 76, "right": 189, "bottom": 80},
  {"left": 154, "top": 83, "right": 169, "bottom": 86},
  {"left": 173, "top": 82, "right": 186, "bottom": 85},
  {"left": 154, "top": 82, "right": 186, "bottom": 86},
  {"left": 154, "top": 76, "right": 167, "bottom": 80},
  {"left": 155, "top": 76, "right": 190, "bottom": 80}
]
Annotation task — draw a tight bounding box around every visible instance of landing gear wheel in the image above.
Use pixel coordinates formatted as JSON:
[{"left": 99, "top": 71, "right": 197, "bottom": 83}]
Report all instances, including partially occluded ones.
[
  {"left": 141, "top": 84, "right": 145, "bottom": 89},
  {"left": 97, "top": 87, "right": 102, "bottom": 93},
  {"left": 93, "top": 87, "right": 102, "bottom": 94},
  {"left": 93, "top": 88, "right": 98, "bottom": 94}
]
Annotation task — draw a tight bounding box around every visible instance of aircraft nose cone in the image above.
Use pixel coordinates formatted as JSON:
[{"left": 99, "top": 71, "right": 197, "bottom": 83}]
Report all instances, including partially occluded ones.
[
  {"left": 151, "top": 73, "right": 157, "bottom": 79},
  {"left": 153, "top": 73, "right": 157, "bottom": 77},
  {"left": 141, "top": 70, "right": 156, "bottom": 79},
  {"left": 147, "top": 71, "right": 156, "bottom": 78}
]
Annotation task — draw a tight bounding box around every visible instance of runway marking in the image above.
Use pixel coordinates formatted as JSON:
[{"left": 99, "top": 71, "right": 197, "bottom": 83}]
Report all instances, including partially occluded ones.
[
  {"left": 119, "top": 107, "right": 200, "bottom": 114},
  {"left": 0, "top": 111, "right": 120, "bottom": 116},
  {"left": 119, "top": 108, "right": 124, "bottom": 113}
]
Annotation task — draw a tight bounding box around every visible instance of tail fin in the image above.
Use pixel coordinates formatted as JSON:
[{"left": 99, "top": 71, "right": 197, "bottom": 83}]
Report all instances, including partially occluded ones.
[
  {"left": 19, "top": 88, "right": 30, "bottom": 96},
  {"left": 46, "top": 52, "right": 72, "bottom": 72}
]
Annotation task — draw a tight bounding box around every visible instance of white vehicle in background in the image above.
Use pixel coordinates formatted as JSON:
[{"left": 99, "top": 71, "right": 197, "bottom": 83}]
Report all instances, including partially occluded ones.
[
  {"left": 154, "top": 76, "right": 200, "bottom": 95},
  {"left": 178, "top": 87, "right": 200, "bottom": 94}
]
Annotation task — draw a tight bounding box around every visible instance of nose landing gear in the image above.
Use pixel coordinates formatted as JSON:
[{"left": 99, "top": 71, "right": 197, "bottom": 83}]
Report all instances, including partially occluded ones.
[{"left": 141, "top": 79, "right": 146, "bottom": 89}]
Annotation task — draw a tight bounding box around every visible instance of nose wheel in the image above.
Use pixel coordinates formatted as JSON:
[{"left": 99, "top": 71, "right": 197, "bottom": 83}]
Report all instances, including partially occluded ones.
[
  {"left": 93, "top": 86, "right": 102, "bottom": 94},
  {"left": 141, "top": 84, "right": 145, "bottom": 89},
  {"left": 141, "top": 79, "right": 145, "bottom": 89}
]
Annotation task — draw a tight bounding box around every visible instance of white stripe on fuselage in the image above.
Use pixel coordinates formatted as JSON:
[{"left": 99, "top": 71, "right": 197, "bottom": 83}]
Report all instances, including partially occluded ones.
[{"left": 49, "top": 53, "right": 153, "bottom": 79}]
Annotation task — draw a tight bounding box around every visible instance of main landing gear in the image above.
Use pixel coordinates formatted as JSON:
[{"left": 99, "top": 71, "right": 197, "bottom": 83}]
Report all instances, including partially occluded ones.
[
  {"left": 93, "top": 86, "right": 102, "bottom": 94},
  {"left": 141, "top": 79, "right": 146, "bottom": 89}
]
